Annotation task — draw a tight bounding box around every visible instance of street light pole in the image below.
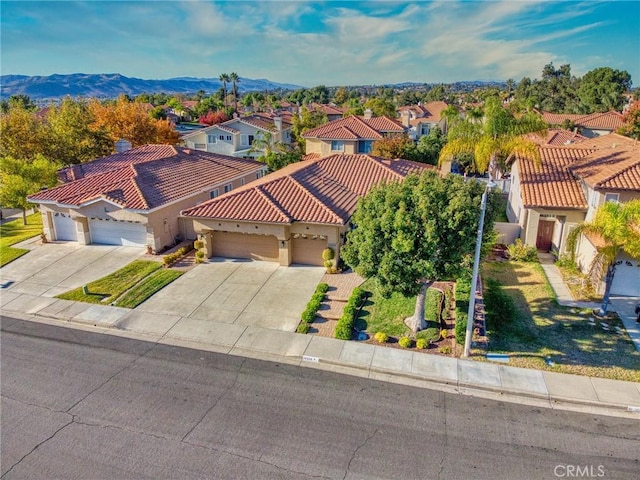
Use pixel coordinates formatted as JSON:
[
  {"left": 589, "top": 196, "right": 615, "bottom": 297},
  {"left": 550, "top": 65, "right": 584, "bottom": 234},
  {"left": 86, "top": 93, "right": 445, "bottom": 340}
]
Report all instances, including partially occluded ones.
[{"left": 463, "top": 182, "right": 494, "bottom": 358}]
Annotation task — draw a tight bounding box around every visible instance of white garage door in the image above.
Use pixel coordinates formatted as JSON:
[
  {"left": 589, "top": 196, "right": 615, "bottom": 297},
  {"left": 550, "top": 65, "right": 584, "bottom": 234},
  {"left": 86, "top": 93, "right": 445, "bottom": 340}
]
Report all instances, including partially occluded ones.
[
  {"left": 52, "top": 212, "right": 77, "bottom": 241},
  {"left": 89, "top": 218, "right": 147, "bottom": 247},
  {"left": 611, "top": 254, "right": 640, "bottom": 296}
]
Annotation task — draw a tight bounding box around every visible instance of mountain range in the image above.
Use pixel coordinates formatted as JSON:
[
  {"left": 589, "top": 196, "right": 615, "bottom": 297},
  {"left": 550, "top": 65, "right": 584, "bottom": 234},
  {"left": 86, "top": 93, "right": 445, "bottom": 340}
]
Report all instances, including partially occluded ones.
[{"left": 0, "top": 73, "right": 304, "bottom": 100}]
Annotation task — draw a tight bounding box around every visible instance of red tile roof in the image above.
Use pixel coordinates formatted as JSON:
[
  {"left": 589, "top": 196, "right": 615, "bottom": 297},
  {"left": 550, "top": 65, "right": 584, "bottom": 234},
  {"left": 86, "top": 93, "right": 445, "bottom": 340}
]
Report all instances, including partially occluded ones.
[
  {"left": 525, "top": 128, "right": 588, "bottom": 146},
  {"left": 30, "top": 145, "right": 264, "bottom": 211},
  {"left": 302, "top": 115, "right": 404, "bottom": 140},
  {"left": 399, "top": 101, "right": 450, "bottom": 124},
  {"left": 515, "top": 134, "right": 639, "bottom": 208},
  {"left": 570, "top": 145, "right": 640, "bottom": 191},
  {"left": 182, "top": 154, "right": 434, "bottom": 225},
  {"left": 538, "top": 110, "right": 625, "bottom": 131}
]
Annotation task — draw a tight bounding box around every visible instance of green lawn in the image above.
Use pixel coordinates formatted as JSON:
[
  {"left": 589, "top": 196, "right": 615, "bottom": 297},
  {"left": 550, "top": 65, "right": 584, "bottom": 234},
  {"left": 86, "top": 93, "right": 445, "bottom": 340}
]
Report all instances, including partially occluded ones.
[
  {"left": 0, "top": 213, "right": 43, "bottom": 267},
  {"left": 57, "top": 260, "right": 162, "bottom": 305},
  {"left": 482, "top": 261, "right": 640, "bottom": 381},
  {"left": 115, "top": 269, "right": 183, "bottom": 308},
  {"left": 355, "top": 278, "right": 441, "bottom": 341}
]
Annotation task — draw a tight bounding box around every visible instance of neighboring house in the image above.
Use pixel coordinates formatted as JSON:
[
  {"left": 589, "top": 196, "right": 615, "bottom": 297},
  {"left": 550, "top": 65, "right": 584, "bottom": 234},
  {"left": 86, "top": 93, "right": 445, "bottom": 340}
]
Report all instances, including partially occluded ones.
[
  {"left": 525, "top": 128, "right": 588, "bottom": 146},
  {"left": 397, "top": 101, "right": 452, "bottom": 139},
  {"left": 308, "top": 103, "right": 344, "bottom": 121},
  {"left": 29, "top": 145, "right": 267, "bottom": 252},
  {"left": 506, "top": 133, "right": 640, "bottom": 295},
  {"left": 302, "top": 113, "right": 405, "bottom": 158},
  {"left": 181, "top": 154, "right": 434, "bottom": 266},
  {"left": 537, "top": 110, "right": 625, "bottom": 138},
  {"left": 181, "top": 114, "right": 292, "bottom": 158}
]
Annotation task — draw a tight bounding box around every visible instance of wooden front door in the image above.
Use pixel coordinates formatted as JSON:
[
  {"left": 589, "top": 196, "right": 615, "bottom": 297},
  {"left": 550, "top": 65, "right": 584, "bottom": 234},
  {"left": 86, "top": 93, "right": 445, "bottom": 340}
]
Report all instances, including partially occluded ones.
[{"left": 536, "top": 219, "right": 554, "bottom": 251}]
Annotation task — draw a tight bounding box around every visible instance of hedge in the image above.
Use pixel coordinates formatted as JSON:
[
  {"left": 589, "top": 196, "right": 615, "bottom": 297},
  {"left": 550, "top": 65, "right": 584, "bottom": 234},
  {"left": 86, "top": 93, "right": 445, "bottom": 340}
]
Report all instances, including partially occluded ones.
[
  {"left": 334, "top": 287, "right": 366, "bottom": 340},
  {"left": 454, "top": 277, "right": 472, "bottom": 345},
  {"left": 297, "top": 283, "right": 329, "bottom": 332},
  {"left": 163, "top": 246, "right": 191, "bottom": 267}
]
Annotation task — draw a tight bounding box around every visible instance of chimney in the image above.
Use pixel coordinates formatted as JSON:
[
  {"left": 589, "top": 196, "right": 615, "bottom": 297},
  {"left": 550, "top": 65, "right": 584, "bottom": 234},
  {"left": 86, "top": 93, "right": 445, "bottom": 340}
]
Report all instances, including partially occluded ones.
[
  {"left": 364, "top": 108, "right": 373, "bottom": 119},
  {"left": 400, "top": 110, "right": 410, "bottom": 128},
  {"left": 115, "top": 138, "right": 132, "bottom": 153},
  {"left": 69, "top": 164, "right": 84, "bottom": 181},
  {"left": 274, "top": 116, "right": 282, "bottom": 131}
]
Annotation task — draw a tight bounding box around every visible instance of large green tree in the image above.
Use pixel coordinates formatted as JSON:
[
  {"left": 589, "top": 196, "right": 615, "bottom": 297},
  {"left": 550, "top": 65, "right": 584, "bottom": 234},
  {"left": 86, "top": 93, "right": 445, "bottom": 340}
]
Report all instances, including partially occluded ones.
[
  {"left": 0, "top": 155, "right": 60, "bottom": 224},
  {"left": 568, "top": 200, "right": 640, "bottom": 315},
  {"left": 342, "top": 171, "right": 498, "bottom": 333},
  {"left": 363, "top": 97, "right": 397, "bottom": 118},
  {"left": 578, "top": 67, "right": 631, "bottom": 113}
]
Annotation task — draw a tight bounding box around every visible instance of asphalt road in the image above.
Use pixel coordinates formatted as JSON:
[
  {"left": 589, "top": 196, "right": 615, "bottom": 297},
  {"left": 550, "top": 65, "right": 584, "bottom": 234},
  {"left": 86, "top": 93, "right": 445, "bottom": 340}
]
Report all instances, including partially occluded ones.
[{"left": 1, "top": 316, "right": 639, "bottom": 480}]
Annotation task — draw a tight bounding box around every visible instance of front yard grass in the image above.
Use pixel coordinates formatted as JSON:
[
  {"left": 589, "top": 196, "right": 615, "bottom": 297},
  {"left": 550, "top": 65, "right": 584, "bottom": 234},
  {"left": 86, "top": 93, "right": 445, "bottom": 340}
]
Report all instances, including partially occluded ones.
[
  {"left": 115, "top": 269, "right": 183, "bottom": 308},
  {"left": 355, "top": 278, "right": 440, "bottom": 342},
  {"left": 482, "top": 261, "right": 640, "bottom": 381},
  {"left": 0, "top": 213, "right": 43, "bottom": 267},
  {"left": 57, "top": 260, "right": 162, "bottom": 305}
]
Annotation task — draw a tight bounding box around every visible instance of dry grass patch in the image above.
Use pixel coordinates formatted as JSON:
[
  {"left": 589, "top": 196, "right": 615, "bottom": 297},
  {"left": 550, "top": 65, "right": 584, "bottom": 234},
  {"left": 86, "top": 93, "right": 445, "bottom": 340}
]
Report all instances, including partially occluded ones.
[{"left": 482, "top": 261, "right": 640, "bottom": 382}]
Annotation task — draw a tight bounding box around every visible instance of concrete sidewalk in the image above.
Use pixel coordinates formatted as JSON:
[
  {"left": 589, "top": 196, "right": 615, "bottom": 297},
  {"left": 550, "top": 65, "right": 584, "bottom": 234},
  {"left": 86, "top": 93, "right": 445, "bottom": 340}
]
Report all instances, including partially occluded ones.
[{"left": 2, "top": 300, "right": 639, "bottom": 419}]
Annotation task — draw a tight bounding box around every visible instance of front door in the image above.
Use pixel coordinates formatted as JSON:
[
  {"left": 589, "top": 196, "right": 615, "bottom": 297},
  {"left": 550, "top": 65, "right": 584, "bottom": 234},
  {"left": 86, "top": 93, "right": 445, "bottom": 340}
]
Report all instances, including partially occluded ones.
[{"left": 536, "top": 219, "right": 554, "bottom": 251}]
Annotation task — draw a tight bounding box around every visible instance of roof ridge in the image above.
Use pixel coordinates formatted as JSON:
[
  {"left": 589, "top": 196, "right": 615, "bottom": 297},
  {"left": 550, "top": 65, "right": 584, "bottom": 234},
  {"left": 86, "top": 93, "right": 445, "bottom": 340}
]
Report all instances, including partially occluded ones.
[
  {"left": 363, "top": 154, "right": 406, "bottom": 180},
  {"left": 288, "top": 171, "right": 344, "bottom": 224},
  {"left": 255, "top": 183, "right": 293, "bottom": 223},
  {"left": 130, "top": 166, "right": 151, "bottom": 209}
]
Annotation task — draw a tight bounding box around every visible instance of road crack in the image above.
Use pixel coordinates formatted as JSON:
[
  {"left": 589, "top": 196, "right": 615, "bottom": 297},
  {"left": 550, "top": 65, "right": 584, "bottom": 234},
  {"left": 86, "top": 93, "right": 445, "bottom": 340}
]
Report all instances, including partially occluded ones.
[{"left": 342, "top": 428, "right": 379, "bottom": 480}]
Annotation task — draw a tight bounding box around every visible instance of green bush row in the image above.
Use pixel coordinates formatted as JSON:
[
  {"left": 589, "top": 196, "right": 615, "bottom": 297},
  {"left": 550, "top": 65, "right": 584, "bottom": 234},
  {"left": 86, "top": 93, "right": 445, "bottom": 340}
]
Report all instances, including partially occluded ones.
[
  {"left": 297, "top": 283, "right": 329, "bottom": 332},
  {"left": 454, "top": 277, "right": 472, "bottom": 345},
  {"left": 506, "top": 239, "right": 538, "bottom": 262},
  {"left": 163, "top": 246, "right": 190, "bottom": 267},
  {"left": 334, "top": 287, "right": 366, "bottom": 340}
]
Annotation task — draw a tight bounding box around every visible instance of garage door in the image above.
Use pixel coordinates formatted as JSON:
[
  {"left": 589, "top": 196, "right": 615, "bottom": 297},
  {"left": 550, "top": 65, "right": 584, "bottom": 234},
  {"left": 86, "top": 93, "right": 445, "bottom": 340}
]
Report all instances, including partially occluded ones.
[
  {"left": 212, "top": 231, "right": 279, "bottom": 262},
  {"left": 89, "top": 218, "right": 147, "bottom": 247},
  {"left": 53, "top": 212, "right": 77, "bottom": 241},
  {"left": 611, "top": 254, "right": 640, "bottom": 296},
  {"left": 292, "top": 236, "right": 327, "bottom": 266}
]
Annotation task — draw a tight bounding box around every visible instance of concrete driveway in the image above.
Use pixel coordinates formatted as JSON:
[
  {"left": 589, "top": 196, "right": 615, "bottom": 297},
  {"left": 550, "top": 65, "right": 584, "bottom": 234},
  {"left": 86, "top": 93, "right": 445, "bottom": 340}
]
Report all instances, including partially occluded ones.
[
  {"left": 134, "top": 258, "right": 326, "bottom": 332},
  {"left": 1, "top": 241, "right": 144, "bottom": 300}
]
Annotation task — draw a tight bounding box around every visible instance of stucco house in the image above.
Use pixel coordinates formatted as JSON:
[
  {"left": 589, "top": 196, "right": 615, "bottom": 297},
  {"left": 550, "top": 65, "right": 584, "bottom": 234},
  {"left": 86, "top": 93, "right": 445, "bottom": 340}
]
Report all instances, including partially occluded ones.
[
  {"left": 181, "top": 114, "right": 292, "bottom": 158},
  {"left": 506, "top": 133, "right": 639, "bottom": 295},
  {"left": 537, "top": 110, "right": 625, "bottom": 138},
  {"left": 397, "top": 101, "right": 452, "bottom": 140},
  {"left": 181, "top": 153, "right": 434, "bottom": 266},
  {"left": 29, "top": 145, "right": 267, "bottom": 252},
  {"left": 302, "top": 113, "right": 405, "bottom": 158}
]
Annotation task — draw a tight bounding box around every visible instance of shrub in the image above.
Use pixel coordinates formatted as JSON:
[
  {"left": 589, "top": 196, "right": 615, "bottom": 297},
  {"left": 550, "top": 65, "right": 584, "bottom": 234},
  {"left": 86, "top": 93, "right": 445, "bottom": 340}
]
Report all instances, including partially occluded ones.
[
  {"left": 439, "top": 345, "right": 452, "bottom": 354},
  {"left": 296, "top": 322, "right": 310, "bottom": 334},
  {"left": 454, "top": 277, "right": 472, "bottom": 345},
  {"left": 324, "top": 260, "right": 333, "bottom": 269},
  {"left": 374, "top": 332, "right": 389, "bottom": 344},
  {"left": 398, "top": 337, "right": 412, "bottom": 348},
  {"left": 506, "top": 239, "right": 538, "bottom": 262},
  {"left": 425, "top": 289, "right": 443, "bottom": 322},
  {"left": 322, "top": 247, "right": 335, "bottom": 261},
  {"left": 555, "top": 254, "right": 576, "bottom": 269},
  {"left": 415, "top": 338, "right": 427, "bottom": 349},
  {"left": 317, "top": 283, "right": 329, "bottom": 294},
  {"left": 195, "top": 250, "right": 205, "bottom": 259},
  {"left": 300, "top": 283, "right": 329, "bottom": 325},
  {"left": 194, "top": 240, "right": 204, "bottom": 250},
  {"left": 335, "top": 288, "right": 366, "bottom": 340},
  {"left": 301, "top": 308, "right": 316, "bottom": 323}
]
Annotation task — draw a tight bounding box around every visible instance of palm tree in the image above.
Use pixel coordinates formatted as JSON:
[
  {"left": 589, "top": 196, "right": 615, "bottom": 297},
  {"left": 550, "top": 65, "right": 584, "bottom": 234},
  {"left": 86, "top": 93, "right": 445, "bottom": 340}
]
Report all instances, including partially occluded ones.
[
  {"left": 230, "top": 72, "right": 240, "bottom": 112},
  {"left": 568, "top": 200, "right": 640, "bottom": 315},
  {"left": 439, "top": 96, "right": 546, "bottom": 176},
  {"left": 219, "top": 73, "right": 230, "bottom": 108}
]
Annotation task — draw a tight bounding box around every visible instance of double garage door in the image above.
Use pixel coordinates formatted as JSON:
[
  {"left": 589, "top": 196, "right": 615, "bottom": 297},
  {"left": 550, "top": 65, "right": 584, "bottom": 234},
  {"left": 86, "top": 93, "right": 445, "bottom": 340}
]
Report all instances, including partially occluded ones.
[
  {"left": 212, "top": 232, "right": 279, "bottom": 262},
  {"left": 89, "top": 218, "right": 147, "bottom": 247}
]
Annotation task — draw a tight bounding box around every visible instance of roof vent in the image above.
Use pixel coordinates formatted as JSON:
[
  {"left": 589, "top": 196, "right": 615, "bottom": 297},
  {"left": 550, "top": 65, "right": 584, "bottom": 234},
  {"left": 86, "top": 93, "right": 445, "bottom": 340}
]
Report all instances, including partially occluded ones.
[{"left": 184, "top": 149, "right": 191, "bottom": 154}]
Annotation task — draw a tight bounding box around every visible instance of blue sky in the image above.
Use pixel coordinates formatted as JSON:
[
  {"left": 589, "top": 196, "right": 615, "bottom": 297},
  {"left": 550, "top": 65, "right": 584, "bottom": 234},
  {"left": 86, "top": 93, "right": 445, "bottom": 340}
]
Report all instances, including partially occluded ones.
[{"left": 2, "top": 1, "right": 639, "bottom": 87}]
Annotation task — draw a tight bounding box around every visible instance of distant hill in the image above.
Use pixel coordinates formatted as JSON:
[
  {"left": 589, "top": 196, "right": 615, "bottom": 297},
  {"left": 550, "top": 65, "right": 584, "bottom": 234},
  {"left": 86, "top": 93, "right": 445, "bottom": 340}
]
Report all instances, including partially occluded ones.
[{"left": 0, "top": 73, "right": 303, "bottom": 100}]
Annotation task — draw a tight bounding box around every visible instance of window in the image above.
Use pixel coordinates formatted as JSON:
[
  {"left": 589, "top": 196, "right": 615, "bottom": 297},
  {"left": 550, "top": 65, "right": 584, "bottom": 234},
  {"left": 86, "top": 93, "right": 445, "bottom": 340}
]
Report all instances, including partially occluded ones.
[
  {"left": 240, "top": 134, "right": 255, "bottom": 146},
  {"left": 226, "top": 135, "right": 232, "bottom": 141},
  {"left": 194, "top": 143, "right": 206, "bottom": 150},
  {"left": 219, "top": 135, "right": 224, "bottom": 140},
  {"left": 241, "top": 178, "right": 245, "bottom": 186},
  {"left": 209, "top": 189, "right": 219, "bottom": 199},
  {"left": 421, "top": 125, "right": 430, "bottom": 135},
  {"left": 224, "top": 183, "right": 232, "bottom": 193},
  {"left": 256, "top": 170, "right": 266, "bottom": 179},
  {"left": 604, "top": 193, "right": 619, "bottom": 203},
  {"left": 207, "top": 134, "right": 217, "bottom": 144},
  {"left": 357, "top": 140, "right": 372, "bottom": 153},
  {"left": 331, "top": 140, "right": 344, "bottom": 151}
]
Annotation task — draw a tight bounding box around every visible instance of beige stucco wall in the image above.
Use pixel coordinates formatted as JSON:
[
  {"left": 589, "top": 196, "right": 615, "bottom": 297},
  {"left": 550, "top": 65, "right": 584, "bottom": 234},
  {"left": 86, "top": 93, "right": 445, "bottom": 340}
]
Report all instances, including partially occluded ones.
[
  {"left": 189, "top": 217, "right": 347, "bottom": 266},
  {"left": 304, "top": 139, "right": 358, "bottom": 157}
]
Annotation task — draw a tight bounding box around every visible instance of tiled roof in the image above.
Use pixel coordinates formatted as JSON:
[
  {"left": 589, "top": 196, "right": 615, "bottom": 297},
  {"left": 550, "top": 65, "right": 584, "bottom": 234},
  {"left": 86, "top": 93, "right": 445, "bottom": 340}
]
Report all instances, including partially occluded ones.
[
  {"left": 302, "top": 115, "right": 404, "bottom": 140},
  {"left": 182, "top": 154, "right": 434, "bottom": 225},
  {"left": 525, "top": 128, "right": 588, "bottom": 146},
  {"left": 309, "top": 103, "right": 344, "bottom": 116},
  {"left": 570, "top": 144, "right": 640, "bottom": 191},
  {"left": 538, "top": 110, "right": 625, "bottom": 131},
  {"left": 30, "top": 145, "right": 264, "bottom": 211},
  {"left": 518, "top": 146, "right": 594, "bottom": 209},
  {"left": 515, "top": 134, "right": 640, "bottom": 208},
  {"left": 399, "top": 101, "right": 450, "bottom": 123}
]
